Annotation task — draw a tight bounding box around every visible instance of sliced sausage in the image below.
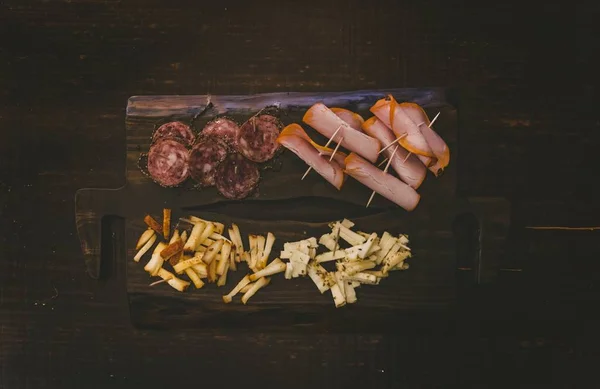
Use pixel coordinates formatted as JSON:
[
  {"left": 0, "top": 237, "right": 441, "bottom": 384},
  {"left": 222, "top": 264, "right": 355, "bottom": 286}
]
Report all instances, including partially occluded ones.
[
  {"left": 188, "top": 136, "right": 229, "bottom": 187},
  {"left": 152, "top": 121, "right": 195, "bottom": 146},
  {"left": 147, "top": 138, "right": 190, "bottom": 187},
  {"left": 237, "top": 114, "right": 282, "bottom": 163},
  {"left": 215, "top": 153, "right": 260, "bottom": 200},
  {"left": 201, "top": 117, "right": 240, "bottom": 148}
]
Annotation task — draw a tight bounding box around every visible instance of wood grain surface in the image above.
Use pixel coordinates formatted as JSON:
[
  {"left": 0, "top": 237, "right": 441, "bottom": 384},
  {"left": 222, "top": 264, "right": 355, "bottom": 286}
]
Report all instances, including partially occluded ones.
[
  {"left": 1, "top": 0, "right": 599, "bottom": 388},
  {"left": 78, "top": 90, "right": 510, "bottom": 330}
]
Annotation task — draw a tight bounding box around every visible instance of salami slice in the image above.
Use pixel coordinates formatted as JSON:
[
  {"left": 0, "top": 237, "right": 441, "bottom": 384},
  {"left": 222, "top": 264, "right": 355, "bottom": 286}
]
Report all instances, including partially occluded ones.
[
  {"left": 152, "top": 121, "right": 195, "bottom": 146},
  {"left": 201, "top": 117, "right": 240, "bottom": 147},
  {"left": 237, "top": 114, "right": 282, "bottom": 163},
  {"left": 147, "top": 138, "right": 190, "bottom": 187},
  {"left": 215, "top": 153, "right": 260, "bottom": 200},
  {"left": 188, "top": 136, "right": 229, "bottom": 187}
]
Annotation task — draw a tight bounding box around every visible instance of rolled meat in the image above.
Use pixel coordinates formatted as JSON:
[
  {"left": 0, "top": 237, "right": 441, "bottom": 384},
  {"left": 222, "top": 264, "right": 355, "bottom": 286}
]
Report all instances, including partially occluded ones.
[
  {"left": 278, "top": 124, "right": 346, "bottom": 190},
  {"left": 398, "top": 103, "right": 450, "bottom": 176},
  {"left": 279, "top": 123, "right": 347, "bottom": 168},
  {"left": 362, "top": 117, "right": 427, "bottom": 189},
  {"left": 330, "top": 107, "right": 365, "bottom": 132},
  {"left": 303, "top": 103, "right": 380, "bottom": 163},
  {"left": 344, "top": 153, "right": 420, "bottom": 212},
  {"left": 370, "top": 95, "right": 434, "bottom": 158}
]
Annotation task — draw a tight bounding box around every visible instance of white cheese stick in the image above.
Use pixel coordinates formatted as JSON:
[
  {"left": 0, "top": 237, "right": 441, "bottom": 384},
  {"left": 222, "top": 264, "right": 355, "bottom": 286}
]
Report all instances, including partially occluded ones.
[
  {"left": 241, "top": 277, "right": 271, "bottom": 304},
  {"left": 183, "top": 222, "right": 205, "bottom": 253},
  {"left": 248, "top": 258, "right": 286, "bottom": 281},
  {"left": 185, "top": 268, "right": 205, "bottom": 289},
  {"left": 330, "top": 283, "right": 346, "bottom": 308},
  {"left": 216, "top": 241, "right": 232, "bottom": 276},
  {"left": 258, "top": 232, "right": 276, "bottom": 270},
  {"left": 315, "top": 250, "right": 346, "bottom": 263},
  {"left": 201, "top": 239, "right": 224, "bottom": 265},
  {"left": 157, "top": 268, "right": 190, "bottom": 292},
  {"left": 343, "top": 272, "right": 380, "bottom": 285},
  {"left": 136, "top": 229, "right": 155, "bottom": 250},
  {"left": 173, "top": 253, "right": 205, "bottom": 274},
  {"left": 344, "top": 281, "right": 357, "bottom": 304},
  {"left": 134, "top": 233, "right": 156, "bottom": 262},
  {"left": 223, "top": 275, "right": 251, "bottom": 303},
  {"left": 144, "top": 242, "right": 167, "bottom": 276}
]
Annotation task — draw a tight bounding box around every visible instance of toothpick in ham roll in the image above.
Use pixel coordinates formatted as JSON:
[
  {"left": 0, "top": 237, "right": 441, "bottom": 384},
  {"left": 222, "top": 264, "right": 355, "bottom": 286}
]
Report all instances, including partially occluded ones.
[
  {"left": 362, "top": 117, "right": 427, "bottom": 189},
  {"left": 303, "top": 103, "right": 380, "bottom": 163},
  {"left": 279, "top": 123, "right": 347, "bottom": 168},
  {"left": 277, "top": 124, "right": 347, "bottom": 190},
  {"left": 370, "top": 95, "right": 434, "bottom": 158},
  {"left": 344, "top": 153, "right": 420, "bottom": 212},
  {"left": 330, "top": 107, "right": 365, "bottom": 132},
  {"left": 398, "top": 103, "right": 450, "bottom": 176}
]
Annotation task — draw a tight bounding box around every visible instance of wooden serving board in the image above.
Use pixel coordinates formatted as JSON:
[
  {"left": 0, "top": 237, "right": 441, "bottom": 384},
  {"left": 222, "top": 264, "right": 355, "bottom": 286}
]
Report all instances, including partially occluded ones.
[{"left": 75, "top": 89, "right": 510, "bottom": 332}]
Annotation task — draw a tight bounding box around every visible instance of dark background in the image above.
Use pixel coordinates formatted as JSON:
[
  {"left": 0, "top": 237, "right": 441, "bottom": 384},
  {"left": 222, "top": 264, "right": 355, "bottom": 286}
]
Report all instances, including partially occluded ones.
[{"left": 1, "top": 0, "right": 599, "bottom": 388}]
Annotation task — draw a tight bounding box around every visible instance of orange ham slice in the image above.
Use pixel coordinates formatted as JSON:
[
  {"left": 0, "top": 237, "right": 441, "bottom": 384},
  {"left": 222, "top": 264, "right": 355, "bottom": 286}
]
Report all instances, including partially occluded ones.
[
  {"left": 362, "top": 117, "right": 427, "bottom": 189},
  {"left": 303, "top": 103, "right": 380, "bottom": 163},
  {"left": 278, "top": 124, "right": 346, "bottom": 190},
  {"left": 279, "top": 123, "right": 347, "bottom": 168},
  {"left": 344, "top": 153, "right": 420, "bottom": 212},
  {"left": 399, "top": 103, "right": 450, "bottom": 176},
  {"left": 330, "top": 107, "right": 365, "bottom": 132},
  {"left": 370, "top": 95, "right": 434, "bottom": 158}
]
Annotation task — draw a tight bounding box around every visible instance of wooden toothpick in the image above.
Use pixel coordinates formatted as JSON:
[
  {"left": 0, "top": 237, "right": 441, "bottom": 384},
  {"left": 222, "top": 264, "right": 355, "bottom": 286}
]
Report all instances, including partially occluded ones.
[
  {"left": 366, "top": 145, "right": 398, "bottom": 208},
  {"left": 378, "top": 133, "right": 408, "bottom": 154},
  {"left": 302, "top": 125, "right": 342, "bottom": 180},
  {"left": 150, "top": 278, "right": 170, "bottom": 287},
  {"left": 328, "top": 137, "right": 343, "bottom": 162},
  {"left": 417, "top": 111, "right": 440, "bottom": 128}
]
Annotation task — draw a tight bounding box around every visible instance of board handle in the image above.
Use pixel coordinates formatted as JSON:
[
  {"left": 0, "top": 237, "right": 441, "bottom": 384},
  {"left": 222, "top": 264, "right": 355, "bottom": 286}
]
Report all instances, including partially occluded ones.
[
  {"left": 75, "top": 187, "right": 123, "bottom": 279},
  {"left": 454, "top": 197, "right": 512, "bottom": 286}
]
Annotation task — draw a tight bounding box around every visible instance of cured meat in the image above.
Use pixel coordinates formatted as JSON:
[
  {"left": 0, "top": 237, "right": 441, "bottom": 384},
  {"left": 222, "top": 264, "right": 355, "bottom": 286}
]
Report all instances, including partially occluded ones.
[
  {"left": 344, "top": 153, "right": 420, "bottom": 212},
  {"left": 330, "top": 107, "right": 365, "bottom": 131},
  {"left": 152, "top": 121, "right": 195, "bottom": 146},
  {"left": 237, "top": 114, "right": 282, "bottom": 163},
  {"left": 302, "top": 103, "right": 380, "bottom": 163},
  {"left": 362, "top": 117, "right": 427, "bottom": 189},
  {"left": 147, "top": 138, "right": 190, "bottom": 187},
  {"left": 188, "top": 136, "right": 229, "bottom": 187},
  {"left": 399, "top": 103, "right": 450, "bottom": 176},
  {"left": 279, "top": 123, "right": 347, "bottom": 168},
  {"left": 215, "top": 153, "right": 260, "bottom": 200},
  {"left": 201, "top": 117, "right": 240, "bottom": 148},
  {"left": 278, "top": 124, "right": 346, "bottom": 190},
  {"left": 370, "top": 96, "right": 434, "bottom": 158}
]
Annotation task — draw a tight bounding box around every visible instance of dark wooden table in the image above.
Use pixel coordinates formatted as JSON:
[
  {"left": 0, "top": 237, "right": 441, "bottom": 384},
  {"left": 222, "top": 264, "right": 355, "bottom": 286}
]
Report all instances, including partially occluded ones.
[{"left": 1, "top": 1, "right": 599, "bottom": 387}]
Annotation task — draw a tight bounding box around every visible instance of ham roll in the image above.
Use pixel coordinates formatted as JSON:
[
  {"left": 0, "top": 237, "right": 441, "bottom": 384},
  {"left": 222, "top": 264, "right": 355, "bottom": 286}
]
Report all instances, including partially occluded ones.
[
  {"left": 399, "top": 103, "right": 450, "bottom": 176},
  {"left": 278, "top": 124, "right": 347, "bottom": 190},
  {"left": 370, "top": 95, "right": 434, "bottom": 158},
  {"left": 362, "top": 117, "right": 427, "bottom": 189},
  {"left": 330, "top": 107, "right": 365, "bottom": 131},
  {"left": 279, "top": 123, "right": 347, "bottom": 168},
  {"left": 303, "top": 103, "right": 380, "bottom": 163},
  {"left": 344, "top": 153, "right": 420, "bottom": 212}
]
